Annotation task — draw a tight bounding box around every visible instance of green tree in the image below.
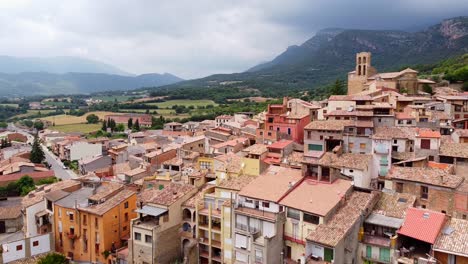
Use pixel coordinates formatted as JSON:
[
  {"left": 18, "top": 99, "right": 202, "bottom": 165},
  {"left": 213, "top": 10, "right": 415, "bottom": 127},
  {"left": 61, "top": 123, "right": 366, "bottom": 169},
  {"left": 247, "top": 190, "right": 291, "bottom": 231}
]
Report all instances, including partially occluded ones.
[
  {"left": 86, "top": 114, "right": 99, "bottom": 124},
  {"left": 23, "top": 120, "right": 33, "bottom": 128},
  {"left": 116, "top": 123, "right": 125, "bottom": 132},
  {"left": 128, "top": 118, "right": 133, "bottom": 129},
  {"left": 33, "top": 121, "right": 44, "bottom": 130},
  {"left": 101, "top": 119, "right": 107, "bottom": 131},
  {"left": 422, "top": 83, "right": 433, "bottom": 94},
  {"left": 17, "top": 176, "right": 35, "bottom": 196},
  {"left": 0, "top": 122, "right": 7, "bottom": 128},
  {"left": 37, "top": 252, "right": 68, "bottom": 264},
  {"left": 463, "top": 81, "right": 468, "bottom": 92},
  {"left": 329, "top": 79, "right": 346, "bottom": 95},
  {"left": 134, "top": 119, "right": 140, "bottom": 131},
  {"left": 30, "top": 134, "right": 45, "bottom": 164}
]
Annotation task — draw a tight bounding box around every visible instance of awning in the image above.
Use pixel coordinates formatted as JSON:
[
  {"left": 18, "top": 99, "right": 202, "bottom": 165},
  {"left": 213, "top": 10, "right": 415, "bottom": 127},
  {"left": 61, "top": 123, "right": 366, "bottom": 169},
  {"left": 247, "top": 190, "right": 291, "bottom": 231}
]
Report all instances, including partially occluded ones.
[
  {"left": 35, "top": 210, "right": 49, "bottom": 218},
  {"left": 365, "top": 213, "right": 404, "bottom": 229},
  {"left": 135, "top": 205, "right": 167, "bottom": 217}
]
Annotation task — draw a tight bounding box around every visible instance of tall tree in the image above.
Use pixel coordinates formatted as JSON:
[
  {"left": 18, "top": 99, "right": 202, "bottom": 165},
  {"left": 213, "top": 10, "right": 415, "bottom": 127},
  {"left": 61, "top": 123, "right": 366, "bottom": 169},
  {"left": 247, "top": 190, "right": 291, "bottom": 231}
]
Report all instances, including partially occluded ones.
[
  {"left": 30, "top": 133, "right": 45, "bottom": 164},
  {"left": 134, "top": 119, "right": 140, "bottom": 131},
  {"left": 101, "top": 119, "right": 107, "bottom": 131},
  {"left": 127, "top": 118, "right": 133, "bottom": 129}
]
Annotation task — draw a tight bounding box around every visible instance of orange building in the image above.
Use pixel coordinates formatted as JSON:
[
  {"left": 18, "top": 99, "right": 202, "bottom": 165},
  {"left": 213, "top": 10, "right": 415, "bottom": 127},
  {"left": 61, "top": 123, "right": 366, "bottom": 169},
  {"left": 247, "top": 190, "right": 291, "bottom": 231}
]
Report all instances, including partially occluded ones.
[{"left": 51, "top": 182, "right": 137, "bottom": 263}]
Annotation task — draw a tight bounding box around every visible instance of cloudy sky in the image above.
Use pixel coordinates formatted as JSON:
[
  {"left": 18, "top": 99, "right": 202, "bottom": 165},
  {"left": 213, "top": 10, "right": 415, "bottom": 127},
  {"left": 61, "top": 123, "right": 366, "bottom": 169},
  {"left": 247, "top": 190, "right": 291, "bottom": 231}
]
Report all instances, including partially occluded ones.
[{"left": 0, "top": 0, "right": 467, "bottom": 79}]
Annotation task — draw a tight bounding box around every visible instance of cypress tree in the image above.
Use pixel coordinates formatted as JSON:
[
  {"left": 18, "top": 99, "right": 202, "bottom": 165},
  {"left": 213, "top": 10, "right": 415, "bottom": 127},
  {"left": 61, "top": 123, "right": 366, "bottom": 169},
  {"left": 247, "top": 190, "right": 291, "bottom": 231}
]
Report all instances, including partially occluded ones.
[
  {"left": 30, "top": 134, "right": 45, "bottom": 164},
  {"left": 128, "top": 118, "right": 133, "bottom": 129}
]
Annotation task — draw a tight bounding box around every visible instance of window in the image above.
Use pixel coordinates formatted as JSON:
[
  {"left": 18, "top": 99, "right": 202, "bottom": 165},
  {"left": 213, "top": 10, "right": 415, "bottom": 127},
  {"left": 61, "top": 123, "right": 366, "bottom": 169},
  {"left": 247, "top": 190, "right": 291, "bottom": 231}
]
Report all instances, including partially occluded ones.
[
  {"left": 366, "top": 245, "right": 372, "bottom": 258},
  {"left": 392, "top": 146, "right": 398, "bottom": 152},
  {"left": 393, "top": 140, "right": 397, "bottom": 144},
  {"left": 269, "top": 126, "right": 273, "bottom": 131},
  {"left": 145, "top": 235, "right": 152, "bottom": 243},
  {"left": 421, "top": 139, "right": 431, "bottom": 149},
  {"left": 287, "top": 128, "right": 291, "bottom": 135},
  {"left": 124, "top": 212, "right": 129, "bottom": 221},
  {"left": 308, "top": 144, "right": 323, "bottom": 151},
  {"left": 134, "top": 232, "right": 141, "bottom": 241},
  {"left": 262, "top": 202, "right": 270, "bottom": 208},
  {"left": 124, "top": 201, "right": 129, "bottom": 209},
  {"left": 33, "top": 241, "right": 39, "bottom": 247},
  {"left": 123, "top": 226, "right": 127, "bottom": 231},
  {"left": 69, "top": 213, "right": 74, "bottom": 221},
  {"left": 348, "top": 142, "right": 354, "bottom": 149},
  {"left": 16, "top": 245, "right": 22, "bottom": 251},
  {"left": 307, "top": 131, "right": 311, "bottom": 139},
  {"left": 260, "top": 131, "right": 263, "bottom": 136},
  {"left": 398, "top": 120, "right": 403, "bottom": 124},
  {"left": 303, "top": 213, "right": 320, "bottom": 225},
  {"left": 421, "top": 186, "right": 429, "bottom": 199},
  {"left": 320, "top": 135, "right": 323, "bottom": 140},
  {"left": 83, "top": 215, "right": 87, "bottom": 225},
  {"left": 287, "top": 208, "right": 300, "bottom": 220},
  {"left": 360, "top": 143, "right": 366, "bottom": 149},
  {"left": 95, "top": 218, "right": 98, "bottom": 228},
  {"left": 378, "top": 118, "right": 382, "bottom": 123}
]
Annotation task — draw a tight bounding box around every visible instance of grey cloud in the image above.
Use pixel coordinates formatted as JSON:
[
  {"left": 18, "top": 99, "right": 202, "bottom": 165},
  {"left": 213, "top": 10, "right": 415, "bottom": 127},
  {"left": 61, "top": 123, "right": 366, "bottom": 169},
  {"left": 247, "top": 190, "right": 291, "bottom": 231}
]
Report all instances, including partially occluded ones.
[{"left": 0, "top": 0, "right": 467, "bottom": 78}]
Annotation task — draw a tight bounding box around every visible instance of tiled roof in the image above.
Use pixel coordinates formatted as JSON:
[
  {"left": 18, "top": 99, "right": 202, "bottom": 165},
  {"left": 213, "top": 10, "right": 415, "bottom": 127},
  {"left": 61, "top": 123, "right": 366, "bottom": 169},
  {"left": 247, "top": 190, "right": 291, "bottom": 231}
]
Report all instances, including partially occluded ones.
[
  {"left": 183, "top": 184, "right": 215, "bottom": 208},
  {"left": 434, "top": 218, "right": 468, "bottom": 256},
  {"left": 79, "top": 189, "right": 135, "bottom": 216},
  {"left": 0, "top": 170, "right": 55, "bottom": 183},
  {"left": 398, "top": 208, "right": 446, "bottom": 244},
  {"left": 0, "top": 206, "right": 22, "bottom": 219},
  {"left": 280, "top": 178, "right": 351, "bottom": 216},
  {"left": 214, "top": 152, "right": 243, "bottom": 173},
  {"left": 417, "top": 129, "right": 441, "bottom": 138},
  {"left": 440, "top": 142, "right": 468, "bottom": 158},
  {"left": 242, "top": 144, "right": 268, "bottom": 155},
  {"left": 328, "top": 95, "right": 372, "bottom": 101},
  {"left": 387, "top": 166, "right": 463, "bottom": 189},
  {"left": 373, "top": 127, "right": 416, "bottom": 140},
  {"left": 88, "top": 182, "right": 124, "bottom": 201},
  {"left": 319, "top": 153, "right": 371, "bottom": 170},
  {"left": 305, "top": 120, "right": 354, "bottom": 131},
  {"left": 218, "top": 175, "right": 257, "bottom": 191},
  {"left": 306, "top": 191, "right": 378, "bottom": 247},
  {"left": 268, "top": 140, "right": 294, "bottom": 149},
  {"left": 239, "top": 166, "right": 302, "bottom": 202},
  {"left": 140, "top": 182, "right": 196, "bottom": 206},
  {"left": 21, "top": 180, "right": 81, "bottom": 208},
  {"left": 372, "top": 192, "right": 416, "bottom": 219}
]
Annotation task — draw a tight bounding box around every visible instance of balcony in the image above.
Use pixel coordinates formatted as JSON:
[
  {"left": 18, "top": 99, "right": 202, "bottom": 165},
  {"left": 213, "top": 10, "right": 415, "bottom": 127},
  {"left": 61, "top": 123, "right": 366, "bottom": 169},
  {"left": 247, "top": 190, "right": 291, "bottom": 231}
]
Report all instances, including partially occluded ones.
[
  {"left": 235, "top": 205, "right": 277, "bottom": 222},
  {"left": 362, "top": 234, "right": 391, "bottom": 248}
]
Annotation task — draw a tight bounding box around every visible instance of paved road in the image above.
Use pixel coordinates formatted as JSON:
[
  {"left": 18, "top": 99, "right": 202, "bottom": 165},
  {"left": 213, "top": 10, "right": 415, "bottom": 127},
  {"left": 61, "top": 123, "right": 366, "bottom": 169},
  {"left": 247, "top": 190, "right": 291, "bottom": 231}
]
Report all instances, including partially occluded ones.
[
  {"left": 8, "top": 123, "right": 77, "bottom": 180},
  {"left": 42, "top": 146, "right": 78, "bottom": 180}
]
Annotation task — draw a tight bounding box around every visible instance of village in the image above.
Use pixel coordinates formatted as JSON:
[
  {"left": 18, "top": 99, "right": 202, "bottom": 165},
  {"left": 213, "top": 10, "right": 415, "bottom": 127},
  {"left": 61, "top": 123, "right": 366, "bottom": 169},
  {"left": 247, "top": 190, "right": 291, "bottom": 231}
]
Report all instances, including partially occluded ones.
[{"left": 0, "top": 52, "right": 467, "bottom": 264}]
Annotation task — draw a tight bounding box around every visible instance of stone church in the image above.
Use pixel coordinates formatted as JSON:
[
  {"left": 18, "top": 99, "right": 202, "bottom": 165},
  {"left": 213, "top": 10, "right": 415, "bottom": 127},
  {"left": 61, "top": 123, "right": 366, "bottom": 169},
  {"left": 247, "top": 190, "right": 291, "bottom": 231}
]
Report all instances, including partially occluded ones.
[{"left": 347, "top": 52, "right": 434, "bottom": 95}]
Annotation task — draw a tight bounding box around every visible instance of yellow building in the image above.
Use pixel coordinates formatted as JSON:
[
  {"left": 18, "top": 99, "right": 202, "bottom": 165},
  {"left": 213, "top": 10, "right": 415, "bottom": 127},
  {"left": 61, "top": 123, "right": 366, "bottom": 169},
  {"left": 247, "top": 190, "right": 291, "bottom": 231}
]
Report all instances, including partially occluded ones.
[
  {"left": 195, "top": 175, "right": 257, "bottom": 264},
  {"left": 50, "top": 181, "right": 137, "bottom": 263},
  {"left": 240, "top": 144, "right": 268, "bottom": 176}
]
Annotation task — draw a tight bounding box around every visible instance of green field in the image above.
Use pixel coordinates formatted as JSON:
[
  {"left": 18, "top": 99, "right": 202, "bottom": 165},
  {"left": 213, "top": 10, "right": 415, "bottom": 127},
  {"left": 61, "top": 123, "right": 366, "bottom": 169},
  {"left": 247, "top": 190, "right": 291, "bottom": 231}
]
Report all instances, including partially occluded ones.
[
  {"left": 146, "top": 99, "right": 217, "bottom": 108},
  {"left": 51, "top": 123, "right": 101, "bottom": 133},
  {"left": 12, "top": 109, "right": 58, "bottom": 119},
  {"left": 0, "top": 103, "right": 19, "bottom": 108},
  {"left": 93, "top": 95, "right": 132, "bottom": 102},
  {"left": 119, "top": 109, "right": 190, "bottom": 120},
  {"left": 43, "top": 101, "right": 72, "bottom": 107}
]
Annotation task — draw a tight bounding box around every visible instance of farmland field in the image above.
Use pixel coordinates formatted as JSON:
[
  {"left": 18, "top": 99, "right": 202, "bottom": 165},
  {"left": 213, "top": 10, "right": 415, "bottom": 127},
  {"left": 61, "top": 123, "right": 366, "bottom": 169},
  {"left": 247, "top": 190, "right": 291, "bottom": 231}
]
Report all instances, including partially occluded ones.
[
  {"left": 0, "top": 103, "right": 19, "bottom": 108},
  {"left": 51, "top": 123, "right": 101, "bottom": 133},
  {"left": 119, "top": 109, "right": 190, "bottom": 120},
  {"left": 146, "top": 99, "right": 217, "bottom": 108},
  {"left": 92, "top": 95, "right": 133, "bottom": 102},
  {"left": 41, "top": 111, "right": 119, "bottom": 125},
  {"left": 11, "top": 109, "right": 57, "bottom": 119}
]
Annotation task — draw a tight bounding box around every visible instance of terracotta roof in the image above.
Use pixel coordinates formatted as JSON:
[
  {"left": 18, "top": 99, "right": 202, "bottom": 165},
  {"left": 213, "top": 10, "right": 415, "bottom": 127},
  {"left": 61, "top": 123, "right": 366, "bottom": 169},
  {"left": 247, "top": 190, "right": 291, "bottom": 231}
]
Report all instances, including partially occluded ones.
[
  {"left": 212, "top": 137, "right": 248, "bottom": 149},
  {"left": 79, "top": 189, "right": 135, "bottom": 216},
  {"left": 372, "top": 192, "right": 416, "bottom": 219},
  {"left": 88, "top": 182, "right": 124, "bottom": 201},
  {"left": 218, "top": 175, "right": 257, "bottom": 191},
  {"left": 183, "top": 184, "right": 215, "bottom": 208},
  {"left": 238, "top": 166, "right": 302, "bottom": 202},
  {"left": 280, "top": 178, "right": 351, "bottom": 216},
  {"left": 328, "top": 95, "right": 372, "bottom": 101},
  {"left": 440, "top": 142, "right": 468, "bottom": 158},
  {"left": 305, "top": 120, "right": 354, "bottom": 131},
  {"left": 214, "top": 152, "right": 243, "bottom": 173},
  {"left": 398, "top": 208, "right": 445, "bottom": 244},
  {"left": 140, "top": 183, "right": 196, "bottom": 206},
  {"left": 0, "top": 206, "right": 22, "bottom": 219},
  {"left": 306, "top": 191, "right": 378, "bottom": 247},
  {"left": 268, "top": 140, "right": 294, "bottom": 149},
  {"left": 373, "top": 127, "right": 416, "bottom": 140},
  {"left": 0, "top": 170, "right": 55, "bottom": 183},
  {"left": 433, "top": 218, "right": 468, "bottom": 256},
  {"left": 319, "top": 153, "right": 371, "bottom": 170},
  {"left": 388, "top": 166, "right": 463, "bottom": 189},
  {"left": 242, "top": 144, "right": 268, "bottom": 155},
  {"left": 21, "top": 179, "right": 81, "bottom": 208},
  {"left": 417, "top": 129, "right": 441, "bottom": 138}
]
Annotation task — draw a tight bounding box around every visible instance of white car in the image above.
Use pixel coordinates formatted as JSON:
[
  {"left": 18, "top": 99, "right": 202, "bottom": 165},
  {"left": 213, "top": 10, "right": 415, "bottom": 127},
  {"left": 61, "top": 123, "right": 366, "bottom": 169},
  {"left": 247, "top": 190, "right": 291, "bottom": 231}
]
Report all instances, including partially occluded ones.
[{"left": 62, "top": 165, "right": 67, "bottom": 170}]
